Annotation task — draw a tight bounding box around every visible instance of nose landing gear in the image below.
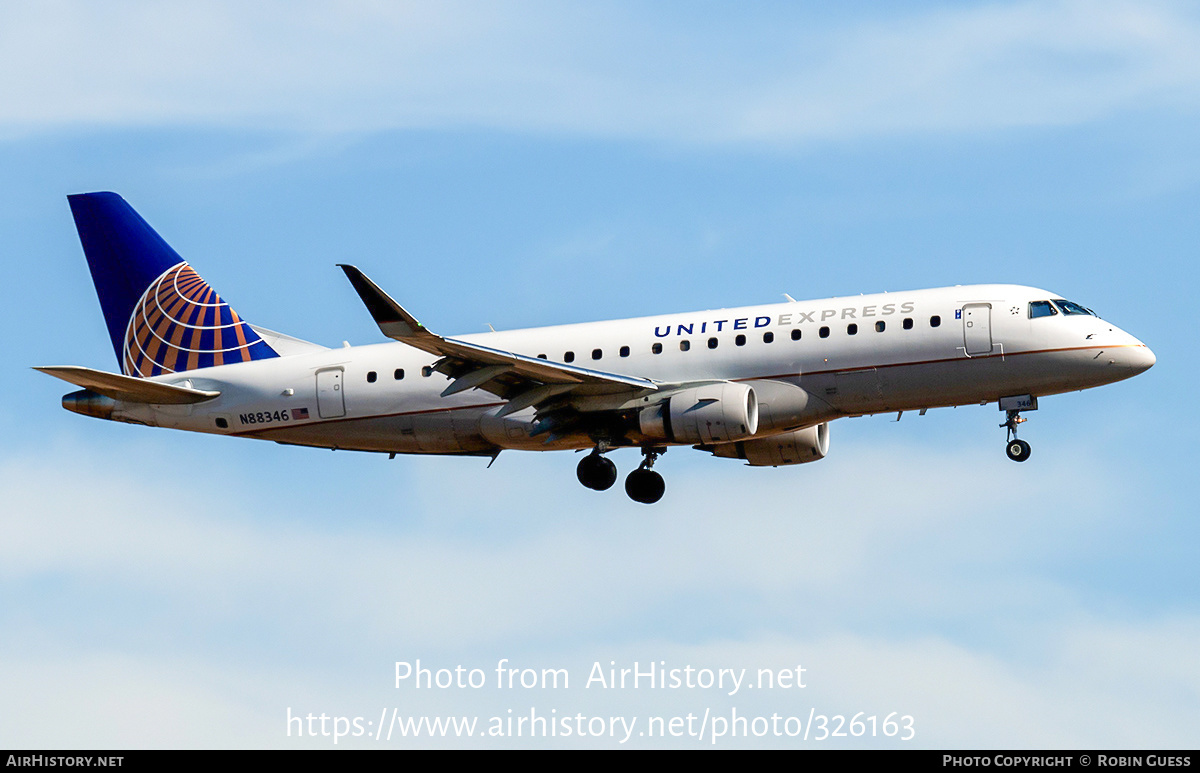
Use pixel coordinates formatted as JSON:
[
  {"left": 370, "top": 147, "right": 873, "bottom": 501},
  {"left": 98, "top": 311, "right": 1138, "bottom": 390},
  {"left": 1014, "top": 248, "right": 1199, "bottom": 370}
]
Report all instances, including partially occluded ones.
[
  {"left": 1002, "top": 410, "right": 1031, "bottom": 462},
  {"left": 998, "top": 395, "right": 1037, "bottom": 463}
]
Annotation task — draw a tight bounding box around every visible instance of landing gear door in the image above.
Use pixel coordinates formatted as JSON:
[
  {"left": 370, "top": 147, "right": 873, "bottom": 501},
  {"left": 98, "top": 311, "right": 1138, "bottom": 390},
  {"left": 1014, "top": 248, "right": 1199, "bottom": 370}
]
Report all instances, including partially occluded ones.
[
  {"left": 316, "top": 367, "right": 346, "bottom": 418},
  {"left": 962, "top": 303, "right": 993, "bottom": 356}
]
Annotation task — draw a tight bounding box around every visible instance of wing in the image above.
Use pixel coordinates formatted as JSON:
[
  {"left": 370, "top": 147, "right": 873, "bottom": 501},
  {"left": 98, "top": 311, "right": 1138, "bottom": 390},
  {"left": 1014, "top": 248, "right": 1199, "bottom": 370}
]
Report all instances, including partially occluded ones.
[{"left": 338, "top": 265, "right": 659, "bottom": 420}]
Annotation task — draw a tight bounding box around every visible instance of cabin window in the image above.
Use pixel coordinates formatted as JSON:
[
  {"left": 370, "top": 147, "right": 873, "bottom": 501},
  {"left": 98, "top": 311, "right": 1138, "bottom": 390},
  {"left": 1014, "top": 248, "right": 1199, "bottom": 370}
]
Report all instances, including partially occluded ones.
[
  {"left": 819, "top": 326, "right": 830, "bottom": 338},
  {"left": 903, "top": 318, "right": 913, "bottom": 330},
  {"left": 735, "top": 334, "right": 746, "bottom": 346},
  {"left": 366, "top": 371, "right": 377, "bottom": 383},
  {"left": 875, "top": 321, "right": 886, "bottom": 333},
  {"left": 537, "top": 354, "right": 547, "bottom": 359},
  {"left": 422, "top": 366, "right": 433, "bottom": 377},
  {"left": 847, "top": 324, "right": 858, "bottom": 335},
  {"left": 394, "top": 368, "right": 404, "bottom": 380},
  {"left": 215, "top": 418, "right": 228, "bottom": 429},
  {"left": 679, "top": 340, "right": 690, "bottom": 352},
  {"left": 652, "top": 343, "right": 663, "bottom": 354},
  {"left": 930, "top": 316, "right": 941, "bottom": 328},
  {"left": 708, "top": 337, "right": 719, "bottom": 349},
  {"left": 592, "top": 348, "right": 603, "bottom": 360},
  {"left": 619, "top": 345, "right": 630, "bottom": 357},
  {"left": 763, "top": 331, "right": 774, "bottom": 343},
  {"left": 791, "top": 329, "right": 802, "bottom": 341},
  {"left": 564, "top": 351, "right": 575, "bottom": 363}
]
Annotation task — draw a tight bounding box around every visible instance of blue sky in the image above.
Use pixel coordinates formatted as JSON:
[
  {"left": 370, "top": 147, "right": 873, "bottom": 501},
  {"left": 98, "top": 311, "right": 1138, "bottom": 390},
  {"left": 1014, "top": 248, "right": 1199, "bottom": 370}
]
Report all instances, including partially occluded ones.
[{"left": 2, "top": 0, "right": 1197, "bottom": 748}]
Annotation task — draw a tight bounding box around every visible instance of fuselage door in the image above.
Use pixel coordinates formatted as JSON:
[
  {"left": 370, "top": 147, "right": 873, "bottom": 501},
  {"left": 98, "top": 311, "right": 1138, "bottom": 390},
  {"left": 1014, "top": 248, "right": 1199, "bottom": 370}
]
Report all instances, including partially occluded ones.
[
  {"left": 962, "top": 303, "right": 993, "bottom": 356},
  {"left": 316, "top": 367, "right": 346, "bottom": 418}
]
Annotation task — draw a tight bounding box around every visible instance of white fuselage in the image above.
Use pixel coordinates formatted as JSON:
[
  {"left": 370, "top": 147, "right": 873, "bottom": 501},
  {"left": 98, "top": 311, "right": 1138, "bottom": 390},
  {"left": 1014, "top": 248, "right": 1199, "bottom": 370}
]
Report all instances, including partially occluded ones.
[{"left": 101, "top": 284, "right": 1154, "bottom": 457}]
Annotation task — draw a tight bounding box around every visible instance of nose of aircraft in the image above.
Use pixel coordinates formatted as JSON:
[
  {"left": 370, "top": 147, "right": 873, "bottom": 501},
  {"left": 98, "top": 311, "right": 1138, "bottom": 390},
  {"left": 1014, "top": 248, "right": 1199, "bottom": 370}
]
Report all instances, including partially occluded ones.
[{"left": 1124, "top": 343, "right": 1156, "bottom": 374}]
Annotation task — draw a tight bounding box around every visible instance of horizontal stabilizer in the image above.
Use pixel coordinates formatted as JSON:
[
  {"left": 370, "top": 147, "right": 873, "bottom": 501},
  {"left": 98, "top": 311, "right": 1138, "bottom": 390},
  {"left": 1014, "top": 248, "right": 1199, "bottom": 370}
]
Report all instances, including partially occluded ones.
[{"left": 34, "top": 366, "right": 220, "bottom": 405}]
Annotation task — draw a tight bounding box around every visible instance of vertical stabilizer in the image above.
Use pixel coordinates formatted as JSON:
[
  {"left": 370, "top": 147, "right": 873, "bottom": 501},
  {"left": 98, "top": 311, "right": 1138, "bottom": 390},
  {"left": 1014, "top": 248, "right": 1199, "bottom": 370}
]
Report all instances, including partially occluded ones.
[{"left": 68, "top": 192, "right": 278, "bottom": 376}]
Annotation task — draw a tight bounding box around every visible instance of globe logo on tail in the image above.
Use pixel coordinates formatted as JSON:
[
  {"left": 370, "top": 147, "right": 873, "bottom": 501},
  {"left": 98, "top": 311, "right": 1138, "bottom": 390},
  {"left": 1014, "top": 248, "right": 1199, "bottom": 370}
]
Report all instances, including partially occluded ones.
[{"left": 122, "top": 262, "right": 273, "bottom": 377}]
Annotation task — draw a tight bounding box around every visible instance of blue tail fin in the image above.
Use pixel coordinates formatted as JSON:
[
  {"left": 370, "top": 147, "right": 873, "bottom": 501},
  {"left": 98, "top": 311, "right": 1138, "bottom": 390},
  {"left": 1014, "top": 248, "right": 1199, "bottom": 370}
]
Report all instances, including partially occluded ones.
[{"left": 68, "top": 192, "right": 279, "bottom": 377}]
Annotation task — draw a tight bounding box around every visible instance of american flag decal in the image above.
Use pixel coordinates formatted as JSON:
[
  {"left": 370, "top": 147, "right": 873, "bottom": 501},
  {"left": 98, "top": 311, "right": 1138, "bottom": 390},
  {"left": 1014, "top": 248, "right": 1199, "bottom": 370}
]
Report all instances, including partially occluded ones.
[{"left": 293, "top": 407, "right": 310, "bottom": 420}]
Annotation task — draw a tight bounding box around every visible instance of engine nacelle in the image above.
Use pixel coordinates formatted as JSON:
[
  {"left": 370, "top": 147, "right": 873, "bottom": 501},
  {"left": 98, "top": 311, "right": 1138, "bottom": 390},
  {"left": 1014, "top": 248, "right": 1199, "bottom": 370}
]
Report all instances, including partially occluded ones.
[
  {"left": 639, "top": 382, "right": 759, "bottom": 444},
  {"left": 709, "top": 423, "right": 830, "bottom": 466}
]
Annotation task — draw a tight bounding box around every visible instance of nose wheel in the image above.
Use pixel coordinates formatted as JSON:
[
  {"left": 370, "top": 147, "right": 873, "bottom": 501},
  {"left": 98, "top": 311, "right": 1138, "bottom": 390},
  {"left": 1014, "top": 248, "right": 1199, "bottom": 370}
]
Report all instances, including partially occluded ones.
[
  {"left": 1002, "top": 410, "right": 1032, "bottom": 462},
  {"left": 625, "top": 447, "right": 666, "bottom": 504},
  {"left": 1006, "top": 438, "right": 1031, "bottom": 462}
]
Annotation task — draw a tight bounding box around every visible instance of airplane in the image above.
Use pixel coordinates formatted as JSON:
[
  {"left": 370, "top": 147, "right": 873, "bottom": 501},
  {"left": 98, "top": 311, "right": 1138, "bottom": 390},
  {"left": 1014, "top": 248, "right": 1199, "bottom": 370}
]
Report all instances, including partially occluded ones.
[{"left": 38, "top": 192, "right": 1156, "bottom": 504}]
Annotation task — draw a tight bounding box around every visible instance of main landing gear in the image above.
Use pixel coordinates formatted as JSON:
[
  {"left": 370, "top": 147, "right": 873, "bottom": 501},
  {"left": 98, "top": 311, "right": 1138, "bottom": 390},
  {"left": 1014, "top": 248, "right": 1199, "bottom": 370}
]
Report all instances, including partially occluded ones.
[
  {"left": 625, "top": 447, "right": 666, "bottom": 505},
  {"left": 576, "top": 445, "right": 667, "bottom": 504},
  {"left": 576, "top": 448, "right": 617, "bottom": 491},
  {"left": 1002, "top": 409, "right": 1032, "bottom": 463}
]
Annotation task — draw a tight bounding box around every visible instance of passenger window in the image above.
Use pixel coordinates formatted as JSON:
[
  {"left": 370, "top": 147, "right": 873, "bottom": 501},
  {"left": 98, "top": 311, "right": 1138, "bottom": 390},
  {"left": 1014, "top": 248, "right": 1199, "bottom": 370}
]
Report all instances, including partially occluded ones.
[
  {"left": 680, "top": 340, "right": 690, "bottom": 352},
  {"left": 763, "top": 332, "right": 774, "bottom": 343},
  {"left": 367, "top": 371, "right": 377, "bottom": 383},
  {"left": 564, "top": 351, "right": 575, "bottom": 363},
  {"left": 735, "top": 334, "right": 746, "bottom": 346},
  {"left": 708, "top": 337, "right": 718, "bottom": 349},
  {"left": 592, "top": 348, "right": 603, "bottom": 360},
  {"left": 790, "top": 329, "right": 801, "bottom": 341},
  {"left": 394, "top": 368, "right": 404, "bottom": 380},
  {"left": 619, "top": 346, "right": 630, "bottom": 357},
  {"left": 819, "top": 326, "right": 830, "bottom": 338},
  {"left": 847, "top": 324, "right": 858, "bottom": 335},
  {"left": 652, "top": 343, "right": 662, "bottom": 354},
  {"left": 1029, "top": 301, "right": 1057, "bottom": 318},
  {"left": 422, "top": 366, "right": 433, "bottom": 377},
  {"left": 875, "top": 321, "right": 885, "bottom": 333},
  {"left": 537, "top": 354, "right": 547, "bottom": 360},
  {"left": 930, "top": 316, "right": 941, "bottom": 328},
  {"left": 903, "top": 318, "right": 913, "bottom": 330}
]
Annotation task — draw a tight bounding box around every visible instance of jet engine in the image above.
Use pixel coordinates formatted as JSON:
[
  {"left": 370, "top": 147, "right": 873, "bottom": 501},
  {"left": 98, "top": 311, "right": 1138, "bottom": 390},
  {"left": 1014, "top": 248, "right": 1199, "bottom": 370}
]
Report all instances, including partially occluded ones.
[
  {"left": 638, "top": 382, "right": 758, "bottom": 444},
  {"left": 708, "top": 423, "right": 830, "bottom": 466}
]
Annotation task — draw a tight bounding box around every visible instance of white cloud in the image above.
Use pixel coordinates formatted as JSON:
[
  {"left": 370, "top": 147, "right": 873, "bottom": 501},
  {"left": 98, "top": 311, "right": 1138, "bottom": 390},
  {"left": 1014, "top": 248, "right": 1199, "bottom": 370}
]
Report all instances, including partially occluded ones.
[
  {"left": 0, "top": 653, "right": 272, "bottom": 748},
  {"left": 0, "top": 431, "right": 1143, "bottom": 642},
  {"left": 2, "top": 414, "right": 1193, "bottom": 747},
  {"left": 5, "top": 623, "right": 1198, "bottom": 747},
  {"left": 2, "top": 0, "right": 1198, "bottom": 143}
]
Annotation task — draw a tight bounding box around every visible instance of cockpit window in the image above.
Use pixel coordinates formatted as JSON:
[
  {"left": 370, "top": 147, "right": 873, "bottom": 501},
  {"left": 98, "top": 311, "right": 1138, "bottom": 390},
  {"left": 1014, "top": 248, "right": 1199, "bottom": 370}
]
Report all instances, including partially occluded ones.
[
  {"left": 1029, "top": 300, "right": 1057, "bottom": 318},
  {"left": 1053, "top": 299, "right": 1096, "bottom": 316}
]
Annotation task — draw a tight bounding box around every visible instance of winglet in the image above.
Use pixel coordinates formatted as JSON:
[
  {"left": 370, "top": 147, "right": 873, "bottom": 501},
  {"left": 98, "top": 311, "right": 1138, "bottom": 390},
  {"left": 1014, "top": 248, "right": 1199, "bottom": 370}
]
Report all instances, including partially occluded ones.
[
  {"left": 337, "top": 264, "right": 435, "bottom": 342},
  {"left": 336, "top": 264, "right": 658, "bottom": 396}
]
